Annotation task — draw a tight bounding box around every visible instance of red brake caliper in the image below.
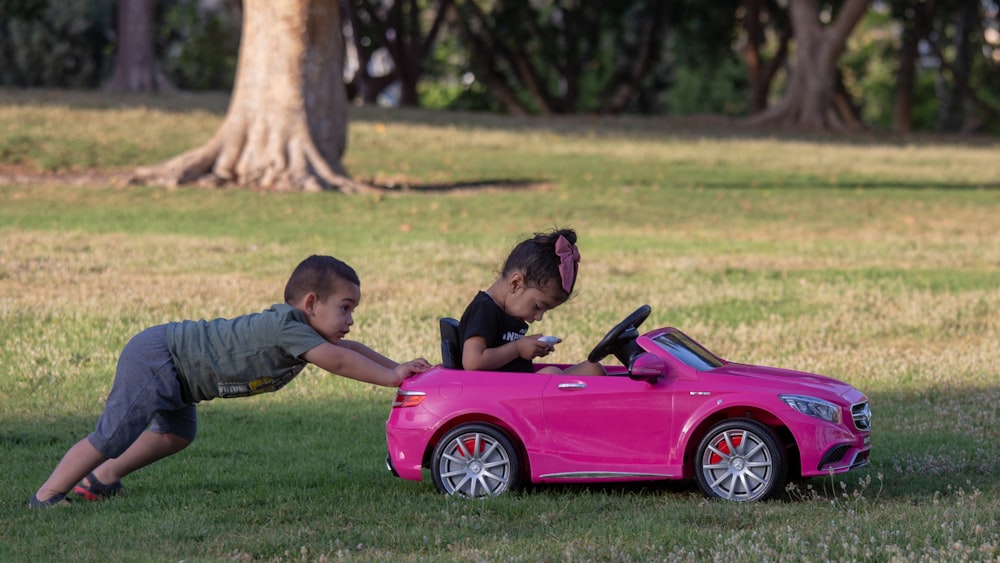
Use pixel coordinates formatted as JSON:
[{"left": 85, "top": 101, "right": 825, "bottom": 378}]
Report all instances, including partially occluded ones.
[
  {"left": 709, "top": 434, "right": 742, "bottom": 464},
  {"left": 460, "top": 438, "right": 480, "bottom": 458}
]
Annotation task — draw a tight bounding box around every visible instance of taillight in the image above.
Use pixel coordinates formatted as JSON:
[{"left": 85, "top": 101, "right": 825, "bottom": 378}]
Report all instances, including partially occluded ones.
[{"left": 392, "top": 390, "right": 426, "bottom": 408}]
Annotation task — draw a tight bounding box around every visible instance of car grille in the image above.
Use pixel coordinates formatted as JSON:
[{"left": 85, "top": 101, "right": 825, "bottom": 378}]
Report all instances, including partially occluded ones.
[
  {"left": 852, "top": 402, "right": 871, "bottom": 431},
  {"left": 819, "top": 444, "right": 851, "bottom": 467}
]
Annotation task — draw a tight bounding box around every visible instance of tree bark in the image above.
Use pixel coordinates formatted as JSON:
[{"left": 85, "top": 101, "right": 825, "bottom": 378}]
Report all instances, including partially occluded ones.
[
  {"left": 106, "top": 0, "right": 177, "bottom": 92},
  {"left": 386, "top": 0, "right": 451, "bottom": 107},
  {"left": 745, "top": 0, "right": 869, "bottom": 130},
  {"left": 344, "top": 0, "right": 451, "bottom": 107},
  {"left": 936, "top": 1, "right": 975, "bottom": 132},
  {"left": 343, "top": 0, "right": 396, "bottom": 104},
  {"left": 892, "top": 0, "right": 922, "bottom": 133},
  {"left": 742, "top": 0, "right": 791, "bottom": 114},
  {"left": 133, "top": 0, "right": 372, "bottom": 192}
]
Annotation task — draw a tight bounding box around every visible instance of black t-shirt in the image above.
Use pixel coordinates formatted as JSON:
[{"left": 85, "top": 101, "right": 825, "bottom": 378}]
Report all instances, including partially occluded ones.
[{"left": 459, "top": 291, "right": 532, "bottom": 372}]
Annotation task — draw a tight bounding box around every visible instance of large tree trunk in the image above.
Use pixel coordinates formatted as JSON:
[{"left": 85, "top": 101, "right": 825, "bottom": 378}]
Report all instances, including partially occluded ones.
[
  {"left": 106, "top": 0, "right": 176, "bottom": 92},
  {"left": 745, "top": 0, "right": 869, "bottom": 130},
  {"left": 133, "top": 0, "right": 372, "bottom": 192}
]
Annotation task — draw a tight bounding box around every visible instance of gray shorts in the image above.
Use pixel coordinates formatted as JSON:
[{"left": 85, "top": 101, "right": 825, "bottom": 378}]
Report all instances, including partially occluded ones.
[{"left": 88, "top": 324, "right": 197, "bottom": 458}]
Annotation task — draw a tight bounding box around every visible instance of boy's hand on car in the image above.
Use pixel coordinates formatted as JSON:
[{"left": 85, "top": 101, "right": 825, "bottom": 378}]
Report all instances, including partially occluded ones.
[{"left": 395, "top": 358, "right": 431, "bottom": 382}]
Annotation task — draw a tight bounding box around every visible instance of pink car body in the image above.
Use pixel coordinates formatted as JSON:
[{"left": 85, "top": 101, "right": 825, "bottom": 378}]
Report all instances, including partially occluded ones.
[{"left": 386, "top": 325, "right": 872, "bottom": 502}]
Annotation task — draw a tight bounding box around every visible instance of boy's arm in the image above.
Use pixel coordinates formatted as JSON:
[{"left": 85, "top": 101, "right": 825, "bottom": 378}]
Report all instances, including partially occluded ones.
[
  {"left": 336, "top": 339, "right": 397, "bottom": 368},
  {"left": 303, "top": 342, "right": 429, "bottom": 387}
]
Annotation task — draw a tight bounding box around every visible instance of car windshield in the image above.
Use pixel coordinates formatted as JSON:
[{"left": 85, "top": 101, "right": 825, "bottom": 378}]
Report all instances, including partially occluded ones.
[{"left": 652, "top": 332, "right": 725, "bottom": 370}]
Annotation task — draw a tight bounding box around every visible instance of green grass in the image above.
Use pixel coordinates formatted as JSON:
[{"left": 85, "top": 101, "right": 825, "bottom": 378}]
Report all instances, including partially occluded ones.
[{"left": 1, "top": 89, "right": 998, "bottom": 561}]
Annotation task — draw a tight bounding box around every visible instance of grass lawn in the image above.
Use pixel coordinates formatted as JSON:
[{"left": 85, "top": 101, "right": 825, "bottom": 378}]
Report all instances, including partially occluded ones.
[{"left": 1, "top": 89, "right": 998, "bottom": 562}]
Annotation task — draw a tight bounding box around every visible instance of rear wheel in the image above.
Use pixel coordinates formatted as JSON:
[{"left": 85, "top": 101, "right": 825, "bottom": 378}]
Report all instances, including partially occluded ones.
[
  {"left": 694, "top": 418, "right": 786, "bottom": 501},
  {"left": 431, "top": 424, "right": 522, "bottom": 498}
]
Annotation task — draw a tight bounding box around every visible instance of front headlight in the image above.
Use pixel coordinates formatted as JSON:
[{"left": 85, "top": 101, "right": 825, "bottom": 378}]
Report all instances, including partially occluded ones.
[{"left": 780, "top": 394, "right": 842, "bottom": 424}]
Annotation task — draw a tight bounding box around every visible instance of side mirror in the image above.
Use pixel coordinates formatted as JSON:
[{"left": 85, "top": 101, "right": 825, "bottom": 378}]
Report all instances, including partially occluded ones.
[{"left": 629, "top": 353, "right": 667, "bottom": 383}]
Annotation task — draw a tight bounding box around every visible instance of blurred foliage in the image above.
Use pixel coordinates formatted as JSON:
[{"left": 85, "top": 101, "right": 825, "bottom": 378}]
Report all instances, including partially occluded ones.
[
  {"left": 449, "top": 1, "right": 678, "bottom": 114},
  {"left": 0, "top": 0, "right": 46, "bottom": 19},
  {"left": 667, "top": 56, "right": 748, "bottom": 116},
  {"left": 0, "top": 0, "right": 997, "bottom": 133},
  {"left": 159, "top": 0, "right": 240, "bottom": 90},
  {"left": 0, "top": 0, "right": 113, "bottom": 88},
  {"left": 661, "top": 0, "right": 746, "bottom": 115},
  {"left": 843, "top": 8, "right": 904, "bottom": 130},
  {"left": 0, "top": 0, "right": 239, "bottom": 90}
]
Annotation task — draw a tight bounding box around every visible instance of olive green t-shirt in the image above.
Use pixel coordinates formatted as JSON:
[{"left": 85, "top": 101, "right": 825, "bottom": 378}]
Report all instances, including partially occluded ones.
[{"left": 166, "top": 303, "right": 327, "bottom": 403}]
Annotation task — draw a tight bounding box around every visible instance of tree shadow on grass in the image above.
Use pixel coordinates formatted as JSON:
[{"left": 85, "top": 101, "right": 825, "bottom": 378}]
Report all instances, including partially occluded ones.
[
  {"left": 687, "top": 179, "right": 1000, "bottom": 191},
  {"left": 368, "top": 177, "right": 549, "bottom": 193},
  {"left": 0, "top": 166, "right": 550, "bottom": 193}
]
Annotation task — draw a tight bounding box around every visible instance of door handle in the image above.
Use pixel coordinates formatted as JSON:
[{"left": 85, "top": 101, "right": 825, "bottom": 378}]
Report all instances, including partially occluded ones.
[{"left": 557, "top": 382, "right": 587, "bottom": 390}]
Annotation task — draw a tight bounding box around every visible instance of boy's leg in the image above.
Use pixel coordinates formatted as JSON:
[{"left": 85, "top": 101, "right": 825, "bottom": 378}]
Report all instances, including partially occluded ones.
[
  {"left": 35, "top": 324, "right": 189, "bottom": 503},
  {"left": 90, "top": 399, "right": 197, "bottom": 486},
  {"left": 89, "top": 430, "right": 192, "bottom": 485},
  {"left": 33, "top": 438, "right": 107, "bottom": 503}
]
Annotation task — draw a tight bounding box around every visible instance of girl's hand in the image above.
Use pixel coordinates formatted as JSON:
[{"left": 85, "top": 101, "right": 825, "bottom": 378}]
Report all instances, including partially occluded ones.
[{"left": 518, "top": 335, "right": 554, "bottom": 359}]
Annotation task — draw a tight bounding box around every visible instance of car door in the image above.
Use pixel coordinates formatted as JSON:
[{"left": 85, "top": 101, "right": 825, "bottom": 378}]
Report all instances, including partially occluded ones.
[{"left": 537, "top": 374, "right": 674, "bottom": 478}]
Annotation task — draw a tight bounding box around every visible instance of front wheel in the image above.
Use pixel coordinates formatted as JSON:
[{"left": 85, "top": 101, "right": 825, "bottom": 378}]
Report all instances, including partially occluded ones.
[
  {"left": 431, "top": 424, "right": 522, "bottom": 498},
  {"left": 694, "top": 418, "right": 786, "bottom": 502}
]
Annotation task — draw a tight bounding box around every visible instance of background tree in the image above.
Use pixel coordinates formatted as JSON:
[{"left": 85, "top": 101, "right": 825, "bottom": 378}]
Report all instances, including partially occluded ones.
[
  {"left": 600, "top": 1, "right": 671, "bottom": 113},
  {"left": 928, "top": 0, "right": 1000, "bottom": 131},
  {"left": 747, "top": 0, "right": 871, "bottom": 129},
  {"left": 107, "top": 0, "right": 176, "bottom": 92},
  {"left": 343, "top": 0, "right": 452, "bottom": 106},
  {"left": 890, "top": 0, "right": 938, "bottom": 132},
  {"left": 133, "top": 0, "right": 370, "bottom": 192},
  {"left": 887, "top": 0, "right": 1000, "bottom": 133},
  {"left": 740, "top": 0, "right": 792, "bottom": 113},
  {"left": 453, "top": 0, "right": 669, "bottom": 115}
]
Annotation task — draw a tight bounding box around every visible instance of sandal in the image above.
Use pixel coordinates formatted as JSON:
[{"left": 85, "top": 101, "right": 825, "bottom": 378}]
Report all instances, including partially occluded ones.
[
  {"left": 29, "top": 492, "right": 71, "bottom": 508},
  {"left": 73, "top": 472, "right": 124, "bottom": 501}
]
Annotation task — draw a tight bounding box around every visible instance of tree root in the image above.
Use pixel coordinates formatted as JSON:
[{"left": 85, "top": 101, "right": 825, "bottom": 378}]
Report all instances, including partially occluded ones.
[{"left": 130, "top": 133, "right": 379, "bottom": 193}]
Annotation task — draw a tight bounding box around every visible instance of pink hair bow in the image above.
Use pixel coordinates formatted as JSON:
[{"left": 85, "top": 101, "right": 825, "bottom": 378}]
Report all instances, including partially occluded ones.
[{"left": 555, "top": 235, "right": 580, "bottom": 294}]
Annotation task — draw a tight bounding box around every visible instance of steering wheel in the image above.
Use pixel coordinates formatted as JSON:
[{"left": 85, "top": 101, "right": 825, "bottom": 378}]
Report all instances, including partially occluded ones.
[{"left": 587, "top": 305, "right": 652, "bottom": 364}]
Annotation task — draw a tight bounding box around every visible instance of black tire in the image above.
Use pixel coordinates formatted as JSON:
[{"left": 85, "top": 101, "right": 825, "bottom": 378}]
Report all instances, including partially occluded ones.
[
  {"left": 694, "top": 418, "right": 787, "bottom": 502},
  {"left": 431, "top": 424, "right": 522, "bottom": 498}
]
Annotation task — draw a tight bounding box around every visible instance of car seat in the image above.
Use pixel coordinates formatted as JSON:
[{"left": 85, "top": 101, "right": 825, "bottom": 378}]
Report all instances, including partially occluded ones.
[{"left": 439, "top": 318, "right": 462, "bottom": 369}]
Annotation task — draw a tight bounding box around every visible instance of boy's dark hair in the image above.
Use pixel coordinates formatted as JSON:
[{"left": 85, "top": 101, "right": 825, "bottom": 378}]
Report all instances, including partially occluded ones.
[
  {"left": 284, "top": 255, "right": 360, "bottom": 303},
  {"left": 501, "top": 228, "right": 578, "bottom": 296}
]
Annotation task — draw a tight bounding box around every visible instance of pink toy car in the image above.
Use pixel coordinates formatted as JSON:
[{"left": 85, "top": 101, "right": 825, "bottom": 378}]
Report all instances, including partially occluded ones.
[{"left": 385, "top": 305, "right": 872, "bottom": 501}]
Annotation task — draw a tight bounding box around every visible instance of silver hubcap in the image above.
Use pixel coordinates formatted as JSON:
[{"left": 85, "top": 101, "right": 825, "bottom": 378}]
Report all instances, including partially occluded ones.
[
  {"left": 437, "top": 431, "right": 512, "bottom": 497},
  {"left": 701, "top": 428, "right": 774, "bottom": 501}
]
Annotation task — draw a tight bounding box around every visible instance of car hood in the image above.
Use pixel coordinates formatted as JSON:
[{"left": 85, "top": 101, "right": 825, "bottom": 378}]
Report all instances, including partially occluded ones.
[{"left": 708, "top": 363, "right": 856, "bottom": 396}]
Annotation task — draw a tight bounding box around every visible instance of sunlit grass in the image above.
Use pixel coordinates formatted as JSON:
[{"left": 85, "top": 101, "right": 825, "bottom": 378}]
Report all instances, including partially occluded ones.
[{"left": 1, "top": 90, "right": 998, "bottom": 561}]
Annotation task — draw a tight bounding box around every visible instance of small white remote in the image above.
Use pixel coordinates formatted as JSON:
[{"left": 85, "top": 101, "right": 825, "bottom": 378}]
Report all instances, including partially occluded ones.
[{"left": 538, "top": 336, "right": 560, "bottom": 346}]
